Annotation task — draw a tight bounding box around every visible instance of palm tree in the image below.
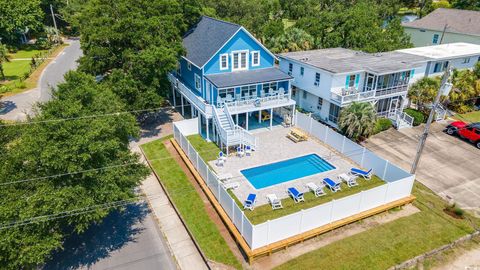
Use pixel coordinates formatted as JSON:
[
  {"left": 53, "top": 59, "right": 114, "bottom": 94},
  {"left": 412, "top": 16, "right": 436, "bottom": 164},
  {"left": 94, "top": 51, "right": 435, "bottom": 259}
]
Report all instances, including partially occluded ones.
[
  {"left": 0, "top": 44, "right": 10, "bottom": 81},
  {"left": 338, "top": 102, "right": 377, "bottom": 141},
  {"left": 448, "top": 69, "right": 480, "bottom": 113},
  {"left": 407, "top": 77, "right": 440, "bottom": 111}
]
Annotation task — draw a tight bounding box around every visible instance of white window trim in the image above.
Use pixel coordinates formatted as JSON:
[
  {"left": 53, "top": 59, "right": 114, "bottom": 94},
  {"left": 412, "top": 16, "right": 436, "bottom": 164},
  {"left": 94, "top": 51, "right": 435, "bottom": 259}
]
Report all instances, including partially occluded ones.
[
  {"left": 187, "top": 62, "right": 192, "bottom": 71},
  {"left": 231, "top": 50, "right": 249, "bottom": 71},
  {"left": 219, "top": 53, "right": 229, "bottom": 70},
  {"left": 251, "top": 51, "right": 260, "bottom": 67},
  {"left": 194, "top": 74, "right": 201, "bottom": 90}
]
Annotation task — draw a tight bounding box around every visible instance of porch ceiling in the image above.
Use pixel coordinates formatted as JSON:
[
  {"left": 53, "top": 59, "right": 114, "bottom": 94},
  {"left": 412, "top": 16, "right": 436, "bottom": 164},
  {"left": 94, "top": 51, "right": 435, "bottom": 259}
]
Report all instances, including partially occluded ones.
[{"left": 205, "top": 67, "right": 292, "bottom": 88}]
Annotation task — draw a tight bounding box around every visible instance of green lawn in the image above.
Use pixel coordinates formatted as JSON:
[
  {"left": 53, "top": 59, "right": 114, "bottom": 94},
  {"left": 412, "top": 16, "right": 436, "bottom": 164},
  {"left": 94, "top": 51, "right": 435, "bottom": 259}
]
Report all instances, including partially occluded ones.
[
  {"left": 274, "top": 182, "right": 480, "bottom": 270},
  {"left": 141, "top": 137, "right": 242, "bottom": 269},
  {"left": 8, "top": 48, "right": 46, "bottom": 59},
  {"left": 187, "top": 134, "right": 386, "bottom": 225},
  {"left": 2, "top": 60, "right": 31, "bottom": 80},
  {"left": 454, "top": 111, "right": 480, "bottom": 123}
]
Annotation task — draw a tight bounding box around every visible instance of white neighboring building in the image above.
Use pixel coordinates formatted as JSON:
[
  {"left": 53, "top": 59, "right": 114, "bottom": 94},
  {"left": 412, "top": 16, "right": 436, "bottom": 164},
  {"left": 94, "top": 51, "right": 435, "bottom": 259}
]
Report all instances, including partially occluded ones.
[
  {"left": 278, "top": 43, "right": 480, "bottom": 129},
  {"left": 402, "top": 8, "right": 480, "bottom": 47}
]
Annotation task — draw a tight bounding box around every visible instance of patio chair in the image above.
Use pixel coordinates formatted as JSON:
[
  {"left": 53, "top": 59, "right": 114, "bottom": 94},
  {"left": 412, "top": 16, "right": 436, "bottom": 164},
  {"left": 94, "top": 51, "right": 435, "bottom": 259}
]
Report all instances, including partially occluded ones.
[
  {"left": 226, "top": 94, "right": 234, "bottom": 103},
  {"left": 218, "top": 151, "right": 227, "bottom": 162},
  {"left": 287, "top": 187, "right": 305, "bottom": 203},
  {"left": 216, "top": 158, "right": 224, "bottom": 167},
  {"left": 323, "top": 177, "right": 341, "bottom": 192},
  {"left": 223, "top": 181, "right": 239, "bottom": 190},
  {"left": 244, "top": 193, "right": 256, "bottom": 211},
  {"left": 350, "top": 168, "right": 372, "bottom": 180},
  {"left": 338, "top": 173, "right": 358, "bottom": 187},
  {"left": 266, "top": 194, "right": 283, "bottom": 210},
  {"left": 306, "top": 182, "right": 326, "bottom": 197},
  {"left": 245, "top": 145, "right": 252, "bottom": 156},
  {"left": 236, "top": 146, "right": 245, "bottom": 157}
]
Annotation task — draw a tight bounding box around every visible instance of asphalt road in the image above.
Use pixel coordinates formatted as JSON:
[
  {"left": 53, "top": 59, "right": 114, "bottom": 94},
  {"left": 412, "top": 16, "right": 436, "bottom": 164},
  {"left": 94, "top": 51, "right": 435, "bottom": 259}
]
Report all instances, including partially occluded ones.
[
  {"left": 0, "top": 39, "right": 82, "bottom": 121},
  {"left": 44, "top": 202, "right": 177, "bottom": 270}
]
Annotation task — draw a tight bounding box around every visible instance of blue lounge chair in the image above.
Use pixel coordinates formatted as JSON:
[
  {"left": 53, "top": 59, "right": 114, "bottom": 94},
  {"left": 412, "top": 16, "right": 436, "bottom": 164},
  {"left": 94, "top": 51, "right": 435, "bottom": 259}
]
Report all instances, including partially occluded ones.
[
  {"left": 350, "top": 168, "right": 372, "bottom": 179},
  {"left": 323, "top": 178, "right": 341, "bottom": 192},
  {"left": 244, "top": 193, "right": 256, "bottom": 211},
  {"left": 245, "top": 145, "right": 252, "bottom": 156},
  {"left": 287, "top": 187, "right": 305, "bottom": 203}
]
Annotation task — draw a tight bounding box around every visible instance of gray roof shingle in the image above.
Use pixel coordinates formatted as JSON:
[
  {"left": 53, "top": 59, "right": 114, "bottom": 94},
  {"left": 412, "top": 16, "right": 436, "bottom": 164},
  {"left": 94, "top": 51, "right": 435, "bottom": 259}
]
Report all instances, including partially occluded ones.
[
  {"left": 183, "top": 16, "right": 241, "bottom": 67},
  {"left": 402, "top": 8, "right": 480, "bottom": 37},
  {"left": 279, "top": 48, "right": 430, "bottom": 74},
  {"left": 205, "top": 68, "right": 292, "bottom": 88}
]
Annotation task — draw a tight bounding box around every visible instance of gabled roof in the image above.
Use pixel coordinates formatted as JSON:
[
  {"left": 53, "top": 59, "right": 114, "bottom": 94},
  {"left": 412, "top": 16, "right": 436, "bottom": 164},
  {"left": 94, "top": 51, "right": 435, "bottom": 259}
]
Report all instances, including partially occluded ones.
[
  {"left": 402, "top": 8, "right": 480, "bottom": 37},
  {"left": 183, "top": 16, "right": 241, "bottom": 68},
  {"left": 205, "top": 68, "right": 292, "bottom": 88},
  {"left": 279, "top": 48, "right": 429, "bottom": 75}
]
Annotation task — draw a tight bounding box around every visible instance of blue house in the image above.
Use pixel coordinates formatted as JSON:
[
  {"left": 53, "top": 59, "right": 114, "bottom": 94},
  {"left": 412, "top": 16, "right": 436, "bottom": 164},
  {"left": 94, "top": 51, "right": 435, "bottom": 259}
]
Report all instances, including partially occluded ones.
[{"left": 169, "top": 16, "right": 295, "bottom": 151}]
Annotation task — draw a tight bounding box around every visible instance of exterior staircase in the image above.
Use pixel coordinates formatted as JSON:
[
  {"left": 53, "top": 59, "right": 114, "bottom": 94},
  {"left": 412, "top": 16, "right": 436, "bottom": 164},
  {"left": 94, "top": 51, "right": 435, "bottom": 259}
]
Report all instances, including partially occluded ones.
[
  {"left": 387, "top": 111, "right": 414, "bottom": 130},
  {"left": 212, "top": 105, "right": 257, "bottom": 151},
  {"left": 434, "top": 103, "right": 448, "bottom": 122}
]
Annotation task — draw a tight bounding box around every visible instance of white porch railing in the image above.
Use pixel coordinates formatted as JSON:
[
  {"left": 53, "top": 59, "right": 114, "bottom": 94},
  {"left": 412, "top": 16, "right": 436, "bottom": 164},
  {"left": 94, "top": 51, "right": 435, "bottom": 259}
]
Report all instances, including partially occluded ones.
[
  {"left": 224, "top": 93, "right": 292, "bottom": 113},
  {"left": 168, "top": 73, "right": 213, "bottom": 116},
  {"left": 331, "top": 84, "right": 408, "bottom": 105}
]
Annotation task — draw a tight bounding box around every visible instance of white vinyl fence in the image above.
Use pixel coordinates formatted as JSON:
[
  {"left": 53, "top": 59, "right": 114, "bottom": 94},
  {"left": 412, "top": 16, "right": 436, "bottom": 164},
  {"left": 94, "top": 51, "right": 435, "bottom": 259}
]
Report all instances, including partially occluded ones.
[{"left": 173, "top": 113, "right": 414, "bottom": 250}]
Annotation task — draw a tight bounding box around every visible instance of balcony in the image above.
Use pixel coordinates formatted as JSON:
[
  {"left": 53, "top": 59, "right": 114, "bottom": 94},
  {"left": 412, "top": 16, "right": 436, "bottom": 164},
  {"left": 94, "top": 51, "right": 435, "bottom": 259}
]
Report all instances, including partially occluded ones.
[
  {"left": 223, "top": 92, "right": 295, "bottom": 114},
  {"left": 168, "top": 73, "right": 213, "bottom": 116},
  {"left": 331, "top": 84, "right": 409, "bottom": 105}
]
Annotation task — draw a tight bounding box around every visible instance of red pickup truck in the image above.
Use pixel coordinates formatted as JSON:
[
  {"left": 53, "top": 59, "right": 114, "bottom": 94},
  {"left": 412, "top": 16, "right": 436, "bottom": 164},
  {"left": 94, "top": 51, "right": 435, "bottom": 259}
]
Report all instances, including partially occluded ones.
[{"left": 446, "top": 121, "right": 480, "bottom": 149}]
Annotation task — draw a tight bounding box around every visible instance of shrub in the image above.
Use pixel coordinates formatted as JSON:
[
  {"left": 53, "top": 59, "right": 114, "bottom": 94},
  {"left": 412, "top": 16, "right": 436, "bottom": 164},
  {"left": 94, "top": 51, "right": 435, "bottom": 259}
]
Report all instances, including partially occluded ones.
[
  {"left": 404, "top": 108, "right": 425, "bottom": 126},
  {"left": 15, "top": 81, "right": 26, "bottom": 89},
  {"left": 373, "top": 118, "right": 392, "bottom": 134}
]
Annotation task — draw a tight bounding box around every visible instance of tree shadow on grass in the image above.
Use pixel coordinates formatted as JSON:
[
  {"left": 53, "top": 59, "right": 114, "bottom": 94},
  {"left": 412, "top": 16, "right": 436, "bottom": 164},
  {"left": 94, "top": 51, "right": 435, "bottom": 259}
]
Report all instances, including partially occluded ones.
[{"left": 43, "top": 202, "right": 150, "bottom": 270}]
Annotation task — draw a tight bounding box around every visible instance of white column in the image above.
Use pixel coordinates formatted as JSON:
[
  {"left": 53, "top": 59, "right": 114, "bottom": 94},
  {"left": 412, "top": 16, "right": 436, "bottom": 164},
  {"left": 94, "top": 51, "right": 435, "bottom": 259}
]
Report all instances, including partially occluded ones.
[
  {"left": 191, "top": 104, "right": 194, "bottom": 117},
  {"left": 206, "top": 118, "right": 210, "bottom": 141},
  {"left": 181, "top": 95, "right": 185, "bottom": 115},
  {"left": 292, "top": 104, "right": 296, "bottom": 126},
  {"left": 172, "top": 85, "right": 176, "bottom": 107},
  {"left": 246, "top": 112, "right": 249, "bottom": 130},
  {"left": 258, "top": 110, "right": 261, "bottom": 123},
  {"left": 198, "top": 115, "right": 202, "bottom": 135},
  {"left": 269, "top": 108, "right": 273, "bottom": 129},
  {"left": 236, "top": 114, "right": 239, "bottom": 125}
]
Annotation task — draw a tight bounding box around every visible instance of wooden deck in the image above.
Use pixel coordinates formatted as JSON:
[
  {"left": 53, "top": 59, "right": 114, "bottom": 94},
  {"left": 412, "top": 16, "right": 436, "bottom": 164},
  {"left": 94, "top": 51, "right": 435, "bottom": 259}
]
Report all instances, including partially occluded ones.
[{"left": 170, "top": 138, "right": 416, "bottom": 264}]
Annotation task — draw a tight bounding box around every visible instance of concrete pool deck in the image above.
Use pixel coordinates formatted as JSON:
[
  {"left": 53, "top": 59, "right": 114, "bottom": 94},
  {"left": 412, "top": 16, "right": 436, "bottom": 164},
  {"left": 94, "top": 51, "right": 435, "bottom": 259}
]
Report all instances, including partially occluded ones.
[{"left": 209, "top": 127, "right": 362, "bottom": 206}]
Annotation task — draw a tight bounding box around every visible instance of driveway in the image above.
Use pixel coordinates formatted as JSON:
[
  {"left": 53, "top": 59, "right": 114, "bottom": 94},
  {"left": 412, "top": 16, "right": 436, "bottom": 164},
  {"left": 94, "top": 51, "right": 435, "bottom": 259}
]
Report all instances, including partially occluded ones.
[
  {"left": 0, "top": 39, "right": 83, "bottom": 121},
  {"left": 364, "top": 121, "right": 480, "bottom": 215}
]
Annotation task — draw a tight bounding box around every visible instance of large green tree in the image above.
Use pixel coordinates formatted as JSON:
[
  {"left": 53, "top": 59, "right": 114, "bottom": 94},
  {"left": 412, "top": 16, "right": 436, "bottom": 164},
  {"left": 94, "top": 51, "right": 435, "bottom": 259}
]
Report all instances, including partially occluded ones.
[
  {"left": 76, "top": 0, "right": 189, "bottom": 111},
  {"left": 0, "top": 44, "right": 10, "bottom": 80},
  {"left": 0, "top": 72, "right": 149, "bottom": 269},
  {"left": 0, "top": 0, "right": 44, "bottom": 44},
  {"left": 408, "top": 77, "right": 440, "bottom": 111},
  {"left": 338, "top": 102, "right": 377, "bottom": 141},
  {"left": 448, "top": 69, "right": 480, "bottom": 113}
]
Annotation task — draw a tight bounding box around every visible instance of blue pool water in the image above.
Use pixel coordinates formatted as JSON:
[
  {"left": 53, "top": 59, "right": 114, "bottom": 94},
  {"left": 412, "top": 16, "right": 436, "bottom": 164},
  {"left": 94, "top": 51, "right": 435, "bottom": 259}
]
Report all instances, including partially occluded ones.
[{"left": 241, "top": 154, "right": 335, "bottom": 189}]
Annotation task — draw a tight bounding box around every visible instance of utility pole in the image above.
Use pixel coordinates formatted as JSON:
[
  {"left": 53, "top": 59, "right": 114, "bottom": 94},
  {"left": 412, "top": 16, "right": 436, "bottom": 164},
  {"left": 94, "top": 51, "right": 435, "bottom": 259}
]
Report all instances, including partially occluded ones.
[
  {"left": 410, "top": 64, "right": 452, "bottom": 174},
  {"left": 50, "top": 4, "right": 59, "bottom": 42},
  {"left": 439, "top": 24, "right": 448, "bottom": 44}
]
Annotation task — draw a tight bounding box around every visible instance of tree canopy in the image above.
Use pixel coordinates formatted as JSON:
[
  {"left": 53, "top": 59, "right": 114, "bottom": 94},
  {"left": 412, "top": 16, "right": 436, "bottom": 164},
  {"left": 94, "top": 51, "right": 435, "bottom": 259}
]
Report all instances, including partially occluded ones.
[
  {"left": 0, "top": 72, "right": 149, "bottom": 269},
  {"left": 0, "top": 0, "right": 44, "bottom": 44}
]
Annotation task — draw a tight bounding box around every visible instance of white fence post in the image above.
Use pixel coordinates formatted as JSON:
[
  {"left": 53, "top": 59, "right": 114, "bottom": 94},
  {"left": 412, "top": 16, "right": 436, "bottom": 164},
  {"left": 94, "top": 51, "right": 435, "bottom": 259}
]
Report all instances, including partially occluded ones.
[
  {"left": 241, "top": 211, "right": 244, "bottom": 235},
  {"left": 232, "top": 198, "right": 235, "bottom": 221},
  {"left": 196, "top": 154, "right": 199, "bottom": 170},
  {"left": 341, "top": 136, "right": 346, "bottom": 153},
  {"left": 383, "top": 160, "right": 389, "bottom": 180},
  {"left": 309, "top": 114, "right": 313, "bottom": 133}
]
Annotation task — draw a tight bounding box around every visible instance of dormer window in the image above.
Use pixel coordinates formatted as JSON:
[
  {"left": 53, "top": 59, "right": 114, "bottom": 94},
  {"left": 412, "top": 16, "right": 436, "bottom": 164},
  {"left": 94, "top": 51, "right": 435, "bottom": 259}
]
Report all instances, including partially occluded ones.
[
  {"left": 220, "top": 53, "right": 229, "bottom": 70},
  {"left": 251, "top": 51, "right": 260, "bottom": 66},
  {"left": 187, "top": 62, "right": 192, "bottom": 71},
  {"left": 232, "top": 50, "right": 248, "bottom": 71}
]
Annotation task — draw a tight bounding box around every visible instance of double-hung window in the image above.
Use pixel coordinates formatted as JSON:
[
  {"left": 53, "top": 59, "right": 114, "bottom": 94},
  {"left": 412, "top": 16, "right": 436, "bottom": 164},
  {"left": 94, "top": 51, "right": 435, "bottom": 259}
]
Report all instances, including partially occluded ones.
[
  {"left": 251, "top": 51, "right": 260, "bottom": 66},
  {"left": 232, "top": 50, "right": 248, "bottom": 71},
  {"left": 348, "top": 74, "right": 356, "bottom": 88},
  {"left": 300, "top": 67, "right": 304, "bottom": 76},
  {"left": 317, "top": 97, "right": 323, "bottom": 110},
  {"left": 220, "top": 53, "right": 229, "bottom": 70},
  {"left": 432, "top": 34, "right": 439, "bottom": 44},
  {"left": 288, "top": 63, "right": 293, "bottom": 75},
  {"left": 462, "top": 57, "right": 470, "bottom": 64},
  {"left": 187, "top": 62, "right": 192, "bottom": 71},
  {"left": 194, "top": 74, "right": 201, "bottom": 90},
  {"left": 314, "top": 72, "right": 321, "bottom": 86}
]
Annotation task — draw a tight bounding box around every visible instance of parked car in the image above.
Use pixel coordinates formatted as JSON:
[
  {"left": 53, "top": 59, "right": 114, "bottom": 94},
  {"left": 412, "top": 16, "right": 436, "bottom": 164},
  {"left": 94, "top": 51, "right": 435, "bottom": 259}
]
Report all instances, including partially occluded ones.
[{"left": 445, "top": 121, "right": 480, "bottom": 149}]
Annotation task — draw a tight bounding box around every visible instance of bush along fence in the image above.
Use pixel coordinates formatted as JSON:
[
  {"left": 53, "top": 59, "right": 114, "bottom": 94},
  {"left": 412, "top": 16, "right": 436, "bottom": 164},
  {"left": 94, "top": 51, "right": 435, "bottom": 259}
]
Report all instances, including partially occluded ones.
[{"left": 173, "top": 112, "right": 415, "bottom": 251}]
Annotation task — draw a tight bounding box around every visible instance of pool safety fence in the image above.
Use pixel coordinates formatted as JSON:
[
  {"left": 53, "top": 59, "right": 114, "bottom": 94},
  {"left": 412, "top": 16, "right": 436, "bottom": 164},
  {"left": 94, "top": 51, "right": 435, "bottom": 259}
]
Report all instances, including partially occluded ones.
[{"left": 172, "top": 113, "right": 415, "bottom": 251}]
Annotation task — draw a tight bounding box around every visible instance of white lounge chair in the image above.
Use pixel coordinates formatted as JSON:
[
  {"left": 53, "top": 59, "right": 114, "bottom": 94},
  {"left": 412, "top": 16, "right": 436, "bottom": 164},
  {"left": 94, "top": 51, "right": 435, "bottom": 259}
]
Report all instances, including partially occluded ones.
[
  {"left": 216, "top": 158, "right": 224, "bottom": 167},
  {"left": 266, "top": 194, "right": 283, "bottom": 210},
  {"left": 223, "top": 181, "right": 239, "bottom": 190},
  {"left": 338, "top": 173, "right": 358, "bottom": 187},
  {"left": 306, "top": 182, "right": 326, "bottom": 197},
  {"left": 217, "top": 173, "right": 233, "bottom": 182}
]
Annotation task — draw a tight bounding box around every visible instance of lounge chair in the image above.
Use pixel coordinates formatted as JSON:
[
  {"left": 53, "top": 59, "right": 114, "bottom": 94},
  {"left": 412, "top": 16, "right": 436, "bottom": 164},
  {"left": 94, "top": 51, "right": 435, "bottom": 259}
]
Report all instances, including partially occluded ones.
[
  {"left": 287, "top": 187, "right": 305, "bottom": 203},
  {"left": 218, "top": 151, "right": 227, "bottom": 162},
  {"left": 223, "top": 181, "right": 239, "bottom": 190},
  {"left": 306, "top": 182, "right": 326, "bottom": 197},
  {"left": 236, "top": 146, "right": 245, "bottom": 157},
  {"left": 217, "top": 173, "right": 233, "bottom": 182},
  {"left": 266, "top": 194, "right": 283, "bottom": 210},
  {"left": 244, "top": 193, "right": 256, "bottom": 211},
  {"left": 323, "top": 178, "right": 341, "bottom": 192},
  {"left": 350, "top": 168, "right": 372, "bottom": 180},
  {"left": 338, "top": 173, "right": 358, "bottom": 187},
  {"left": 216, "top": 158, "right": 224, "bottom": 167},
  {"left": 245, "top": 145, "right": 252, "bottom": 156}
]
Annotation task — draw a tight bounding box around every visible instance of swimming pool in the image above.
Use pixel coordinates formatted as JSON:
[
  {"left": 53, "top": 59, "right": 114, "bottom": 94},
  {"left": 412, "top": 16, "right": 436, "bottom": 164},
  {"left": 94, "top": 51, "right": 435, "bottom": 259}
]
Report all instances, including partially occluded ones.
[{"left": 241, "top": 154, "right": 335, "bottom": 189}]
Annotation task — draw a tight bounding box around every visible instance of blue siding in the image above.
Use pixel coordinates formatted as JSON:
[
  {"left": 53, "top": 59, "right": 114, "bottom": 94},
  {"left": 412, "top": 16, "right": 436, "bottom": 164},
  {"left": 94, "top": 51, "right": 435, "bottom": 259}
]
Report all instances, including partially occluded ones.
[
  {"left": 203, "top": 29, "right": 275, "bottom": 75},
  {"left": 179, "top": 58, "right": 203, "bottom": 96}
]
